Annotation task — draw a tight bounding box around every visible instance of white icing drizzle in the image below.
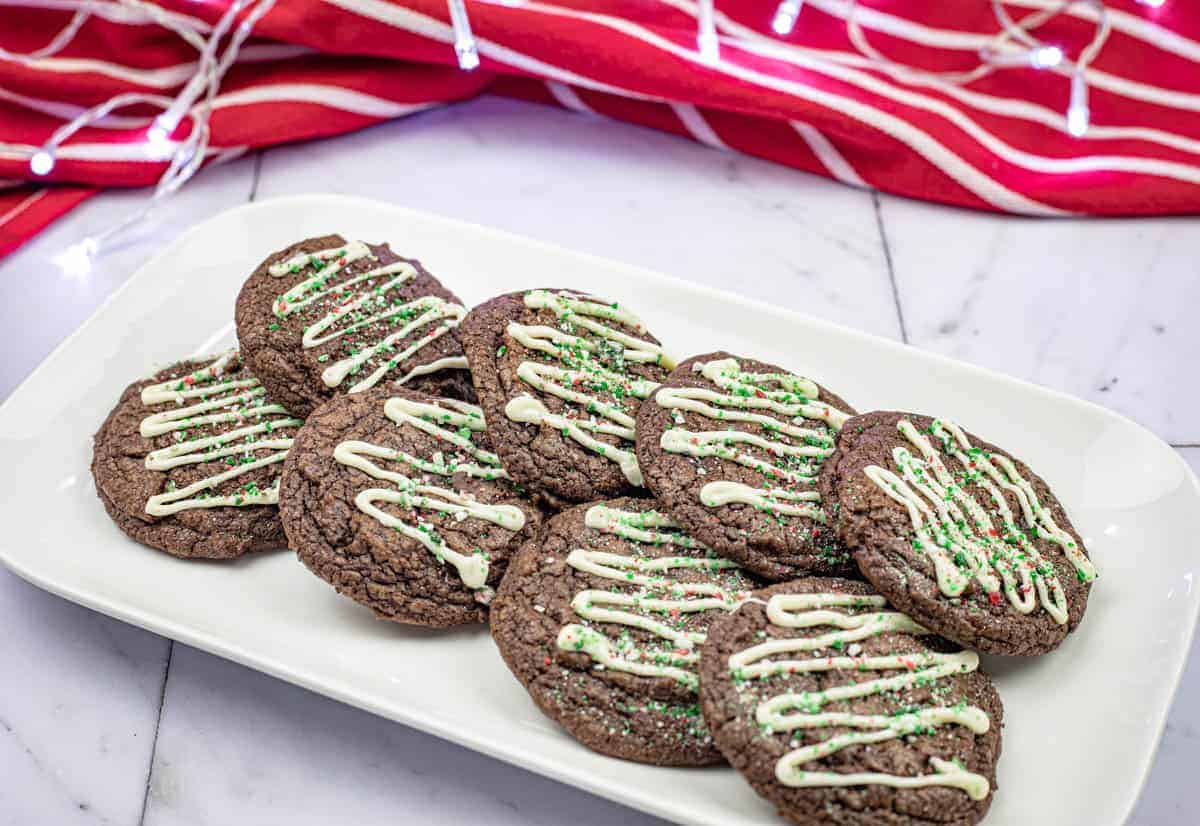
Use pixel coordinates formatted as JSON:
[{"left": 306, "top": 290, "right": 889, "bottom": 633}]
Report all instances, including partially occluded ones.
[
  {"left": 395, "top": 354, "right": 470, "bottom": 387},
  {"left": 863, "top": 418, "right": 1097, "bottom": 625},
  {"left": 267, "top": 241, "right": 467, "bottom": 393},
  {"left": 699, "top": 480, "right": 823, "bottom": 519},
  {"left": 730, "top": 593, "right": 991, "bottom": 801},
  {"left": 502, "top": 290, "right": 675, "bottom": 486},
  {"left": 333, "top": 396, "right": 524, "bottom": 589},
  {"left": 656, "top": 357, "right": 850, "bottom": 519},
  {"left": 139, "top": 351, "right": 302, "bottom": 516},
  {"left": 555, "top": 505, "right": 749, "bottom": 690}
]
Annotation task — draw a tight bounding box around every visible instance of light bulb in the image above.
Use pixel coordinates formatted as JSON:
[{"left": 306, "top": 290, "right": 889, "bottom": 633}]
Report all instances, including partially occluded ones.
[
  {"left": 1067, "top": 73, "right": 1089, "bottom": 137},
  {"left": 1030, "top": 45, "right": 1064, "bottom": 69},
  {"left": 446, "top": 0, "right": 478, "bottom": 70},
  {"left": 146, "top": 121, "right": 174, "bottom": 160},
  {"left": 30, "top": 150, "right": 55, "bottom": 176},
  {"left": 1067, "top": 103, "right": 1089, "bottom": 137},
  {"left": 772, "top": 0, "right": 803, "bottom": 36},
  {"left": 55, "top": 237, "right": 99, "bottom": 280},
  {"left": 455, "top": 39, "right": 480, "bottom": 70},
  {"left": 150, "top": 111, "right": 179, "bottom": 141},
  {"left": 697, "top": 0, "right": 718, "bottom": 64}
]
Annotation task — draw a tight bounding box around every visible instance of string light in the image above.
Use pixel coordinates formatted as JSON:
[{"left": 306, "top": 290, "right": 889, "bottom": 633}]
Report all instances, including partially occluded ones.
[
  {"left": 839, "top": 0, "right": 1109, "bottom": 139},
  {"left": 771, "top": 0, "right": 803, "bottom": 37},
  {"left": 29, "top": 150, "right": 54, "bottom": 176},
  {"left": 1067, "top": 73, "right": 1090, "bottom": 136},
  {"left": 1, "top": 0, "right": 1144, "bottom": 259},
  {"left": 697, "top": 0, "right": 719, "bottom": 63},
  {"left": 1030, "top": 45, "right": 1064, "bottom": 69},
  {"left": 146, "top": 121, "right": 171, "bottom": 144},
  {"left": 54, "top": 237, "right": 98, "bottom": 280},
  {"left": 0, "top": 0, "right": 276, "bottom": 272},
  {"left": 0, "top": 3, "right": 93, "bottom": 64},
  {"left": 146, "top": 123, "right": 173, "bottom": 160},
  {"left": 447, "top": 0, "right": 480, "bottom": 70}
]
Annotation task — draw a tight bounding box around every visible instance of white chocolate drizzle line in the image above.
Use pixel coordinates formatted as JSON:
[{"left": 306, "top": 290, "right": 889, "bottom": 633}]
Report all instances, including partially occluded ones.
[
  {"left": 333, "top": 396, "right": 524, "bottom": 589},
  {"left": 730, "top": 593, "right": 990, "bottom": 801},
  {"left": 502, "top": 290, "right": 676, "bottom": 486},
  {"left": 267, "top": 241, "right": 467, "bottom": 393},
  {"left": 656, "top": 358, "right": 850, "bottom": 519},
  {"left": 139, "top": 350, "right": 302, "bottom": 516},
  {"left": 556, "top": 505, "right": 749, "bottom": 690},
  {"left": 864, "top": 418, "right": 1097, "bottom": 625}
]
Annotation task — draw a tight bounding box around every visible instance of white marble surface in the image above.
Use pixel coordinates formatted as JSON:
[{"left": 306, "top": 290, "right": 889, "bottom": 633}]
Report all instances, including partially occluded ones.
[{"left": 0, "top": 96, "right": 1196, "bottom": 826}]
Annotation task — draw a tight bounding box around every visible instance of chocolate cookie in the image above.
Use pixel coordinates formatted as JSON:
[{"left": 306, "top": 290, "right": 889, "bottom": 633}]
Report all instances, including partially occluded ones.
[
  {"left": 700, "top": 578, "right": 1003, "bottom": 826},
  {"left": 460, "top": 289, "right": 675, "bottom": 503},
  {"left": 279, "top": 386, "right": 542, "bottom": 627},
  {"left": 635, "top": 352, "right": 857, "bottom": 581},
  {"left": 821, "top": 411, "right": 1097, "bottom": 656},
  {"left": 489, "top": 498, "right": 760, "bottom": 765},
  {"left": 91, "top": 350, "right": 302, "bottom": 559},
  {"left": 235, "top": 234, "right": 473, "bottom": 418}
]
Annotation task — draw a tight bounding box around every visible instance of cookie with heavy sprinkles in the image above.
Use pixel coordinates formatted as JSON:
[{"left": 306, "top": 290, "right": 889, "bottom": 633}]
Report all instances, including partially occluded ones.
[
  {"left": 700, "top": 578, "right": 1003, "bottom": 826},
  {"left": 821, "top": 411, "right": 1096, "bottom": 655},
  {"left": 279, "top": 386, "right": 542, "bottom": 626},
  {"left": 235, "top": 234, "right": 473, "bottom": 418},
  {"left": 636, "top": 352, "right": 858, "bottom": 581},
  {"left": 489, "top": 497, "right": 760, "bottom": 765},
  {"left": 460, "top": 289, "right": 674, "bottom": 504},
  {"left": 91, "top": 350, "right": 301, "bottom": 559}
]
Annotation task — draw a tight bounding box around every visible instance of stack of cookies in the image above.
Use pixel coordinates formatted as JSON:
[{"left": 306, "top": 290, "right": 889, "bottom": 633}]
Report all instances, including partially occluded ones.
[{"left": 91, "top": 234, "right": 1098, "bottom": 826}]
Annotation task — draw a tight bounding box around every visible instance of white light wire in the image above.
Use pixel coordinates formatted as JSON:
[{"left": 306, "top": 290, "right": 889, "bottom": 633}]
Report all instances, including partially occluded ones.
[
  {"left": 0, "top": 0, "right": 1144, "bottom": 270},
  {"left": 844, "top": 0, "right": 1111, "bottom": 135},
  {"left": 3, "top": 0, "right": 276, "bottom": 268}
]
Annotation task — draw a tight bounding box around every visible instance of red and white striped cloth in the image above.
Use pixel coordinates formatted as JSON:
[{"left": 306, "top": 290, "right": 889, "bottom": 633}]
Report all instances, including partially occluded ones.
[{"left": 3, "top": 1, "right": 1200, "bottom": 260}]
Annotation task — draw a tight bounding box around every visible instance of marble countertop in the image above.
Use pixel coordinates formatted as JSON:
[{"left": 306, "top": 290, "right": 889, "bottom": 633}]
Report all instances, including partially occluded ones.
[{"left": 1, "top": 96, "right": 1195, "bottom": 826}]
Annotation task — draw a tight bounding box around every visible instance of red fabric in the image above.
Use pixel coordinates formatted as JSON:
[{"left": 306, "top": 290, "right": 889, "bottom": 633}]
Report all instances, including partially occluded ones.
[
  {"left": 2, "top": 1, "right": 1199, "bottom": 259},
  {"left": 0, "top": 186, "right": 96, "bottom": 259}
]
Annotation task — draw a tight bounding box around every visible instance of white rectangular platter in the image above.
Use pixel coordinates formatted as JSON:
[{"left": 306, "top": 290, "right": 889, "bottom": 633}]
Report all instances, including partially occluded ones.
[{"left": 1, "top": 194, "right": 1197, "bottom": 826}]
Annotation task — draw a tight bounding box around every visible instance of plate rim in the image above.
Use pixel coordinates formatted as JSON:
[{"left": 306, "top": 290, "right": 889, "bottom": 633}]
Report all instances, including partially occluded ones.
[{"left": 2, "top": 192, "right": 1197, "bottom": 826}]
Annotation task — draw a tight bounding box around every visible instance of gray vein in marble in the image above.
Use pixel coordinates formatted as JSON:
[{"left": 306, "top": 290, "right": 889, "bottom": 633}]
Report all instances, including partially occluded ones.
[
  {"left": 248, "top": 151, "right": 264, "bottom": 203},
  {"left": 1, "top": 714, "right": 106, "bottom": 822},
  {"left": 138, "top": 643, "right": 173, "bottom": 826},
  {"left": 871, "top": 191, "right": 907, "bottom": 343}
]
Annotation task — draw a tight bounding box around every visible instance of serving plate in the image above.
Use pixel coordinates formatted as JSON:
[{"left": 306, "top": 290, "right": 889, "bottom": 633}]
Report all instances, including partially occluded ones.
[{"left": 1, "top": 194, "right": 1196, "bottom": 826}]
